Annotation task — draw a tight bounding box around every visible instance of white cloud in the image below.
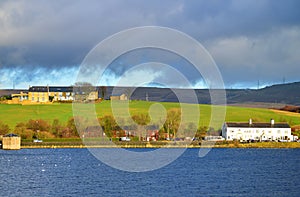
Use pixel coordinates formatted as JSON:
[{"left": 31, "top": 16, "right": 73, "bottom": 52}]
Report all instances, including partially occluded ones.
[
  {"left": 206, "top": 26, "right": 300, "bottom": 86},
  {"left": 192, "top": 80, "right": 208, "bottom": 89},
  {"left": 0, "top": 66, "right": 78, "bottom": 89},
  {"left": 99, "top": 67, "right": 162, "bottom": 87}
]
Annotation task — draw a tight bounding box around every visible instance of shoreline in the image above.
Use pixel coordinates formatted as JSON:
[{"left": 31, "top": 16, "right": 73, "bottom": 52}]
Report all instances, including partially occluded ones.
[{"left": 19, "top": 141, "right": 300, "bottom": 149}]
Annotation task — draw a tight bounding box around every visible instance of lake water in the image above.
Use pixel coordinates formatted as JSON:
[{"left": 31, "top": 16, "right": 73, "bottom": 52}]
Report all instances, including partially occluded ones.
[{"left": 0, "top": 148, "right": 299, "bottom": 197}]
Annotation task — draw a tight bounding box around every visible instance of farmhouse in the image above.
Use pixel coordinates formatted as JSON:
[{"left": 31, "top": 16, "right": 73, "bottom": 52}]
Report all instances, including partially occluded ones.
[
  {"left": 222, "top": 119, "right": 293, "bottom": 142},
  {"left": 7, "top": 86, "right": 100, "bottom": 104},
  {"left": 48, "top": 86, "right": 74, "bottom": 101},
  {"left": 28, "top": 86, "right": 74, "bottom": 102},
  {"left": 28, "top": 86, "right": 50, "bottom": 102}
]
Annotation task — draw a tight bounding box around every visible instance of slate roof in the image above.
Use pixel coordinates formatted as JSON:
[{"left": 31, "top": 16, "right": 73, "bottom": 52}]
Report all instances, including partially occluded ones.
[
  {"left": 28, "top": 86, "right": 48, "bottom": 92},
  {"left": 49, "top": 86, "right": 73, "bottom": 92},
  {"left": 4, "top": 133, "right": 19, "bottom": 137},
  {"left": 29, "top": 86, "right": 73, "bottom": 92},
  {"left": 225, "top": 122, "right": 290, "bottom": 128}
]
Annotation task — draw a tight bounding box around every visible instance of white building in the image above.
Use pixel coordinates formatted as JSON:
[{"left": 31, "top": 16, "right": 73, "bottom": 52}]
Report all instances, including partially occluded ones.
[{"left": 222, "top": 119, "right": 293, "bottom": 142}]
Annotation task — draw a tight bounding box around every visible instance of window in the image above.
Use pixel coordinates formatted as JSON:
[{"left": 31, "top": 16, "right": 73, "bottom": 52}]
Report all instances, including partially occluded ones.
[{"left": 32, "top": 97, "right": 34, "bottom": 101}]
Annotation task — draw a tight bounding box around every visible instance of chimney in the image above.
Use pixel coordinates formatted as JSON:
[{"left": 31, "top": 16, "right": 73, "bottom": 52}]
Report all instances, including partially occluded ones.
[
  {"left": 249, "top": 118, "right": 252, "bottom": 125},
  {"left": 47, "top": 84, "right": 49, "bottom": 95},
  {"left": 270, "top": 119, "right": 275, "bottom": 125}
]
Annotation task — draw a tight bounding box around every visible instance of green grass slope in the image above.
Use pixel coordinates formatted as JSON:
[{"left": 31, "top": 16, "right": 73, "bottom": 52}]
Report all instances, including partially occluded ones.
[{"left": 1, "top": 101, "right": 300, "bottom": 130}]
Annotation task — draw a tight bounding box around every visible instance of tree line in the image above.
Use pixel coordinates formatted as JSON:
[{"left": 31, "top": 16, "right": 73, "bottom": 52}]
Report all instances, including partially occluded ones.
[
  {"left": 0, "top": 118, "right": 79, "bottom": 139},
  {"left": 0, "top": 108, "right": 221, "bottom": 140}
]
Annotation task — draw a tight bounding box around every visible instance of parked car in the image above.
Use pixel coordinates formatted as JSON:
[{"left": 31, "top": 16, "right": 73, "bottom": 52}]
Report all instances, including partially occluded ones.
[{"left": 119, "top": 137, "right": 131, "bottom": 141}]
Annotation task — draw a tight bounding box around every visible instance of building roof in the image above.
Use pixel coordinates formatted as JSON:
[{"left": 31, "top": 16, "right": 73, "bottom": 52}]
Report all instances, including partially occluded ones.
[
  {"left": 29, "top": 86, "right": 73, "bottom": 92},
  {"left": 49, "top": 86, "right": 73, "bottom": 92},
  {"left": 29, "top": 86, "right": 48, "bottom": 92},
  {"left": 225, "top": 122, "right": 290, "bottom": 128},
  {"left": 4, "top": 133, "right": 19, "bottom": 137}
]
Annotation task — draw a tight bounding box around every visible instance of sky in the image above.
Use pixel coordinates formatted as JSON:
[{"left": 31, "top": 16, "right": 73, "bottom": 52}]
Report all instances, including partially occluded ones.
[{"left": 0, "top": 0, "right": 299, "bottom": 89}]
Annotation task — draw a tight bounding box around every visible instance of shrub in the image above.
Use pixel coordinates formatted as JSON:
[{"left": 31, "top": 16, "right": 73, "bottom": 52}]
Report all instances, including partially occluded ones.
[
  {"left": 59, "top": 118, "right": 80, "bottom": 138},
  {"left": 0, "top": 121, "right": 10, "bottom": 135},
  {"left": 27, "top": 119, "right": 50, "bottom": 132},
  {"left": 51, "top": 119, "right": 63, "bottom": 137},
  {"left": 14, "top": 122, "right": 33, "bottom": 139}
]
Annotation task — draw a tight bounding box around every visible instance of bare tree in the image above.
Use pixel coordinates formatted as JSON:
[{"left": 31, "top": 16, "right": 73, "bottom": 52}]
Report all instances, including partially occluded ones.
[
  {"left": 132, "top": 114, "right": 150, "bottom": 141},
  {"left": 164, "top": 109, "right": 181, "bottom": 139}
]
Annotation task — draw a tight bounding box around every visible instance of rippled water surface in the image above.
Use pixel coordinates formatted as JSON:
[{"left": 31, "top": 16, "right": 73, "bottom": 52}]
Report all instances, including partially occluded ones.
[{"left": 0, "top": 148, "right": 299, "bottom": 196}]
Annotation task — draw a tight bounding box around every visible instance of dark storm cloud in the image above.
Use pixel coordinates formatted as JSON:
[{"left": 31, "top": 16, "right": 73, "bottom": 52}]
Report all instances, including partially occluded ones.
[
  {"left": 180, "top": 0, "right": 300, "bottom": 39},
  {"left": 0, "top": 0, "right": 299, "bottom": 88}
]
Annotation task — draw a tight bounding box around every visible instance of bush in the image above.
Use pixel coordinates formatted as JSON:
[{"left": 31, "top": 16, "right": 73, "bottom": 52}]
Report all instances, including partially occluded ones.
[
  {"left": 51, "top": 119, "right": 64, "bottom": 137},
  {"left": 49, "top": 96, "right": 54, "bottom": 102},
  {"left": 27, "top": 119, "right": 50, "bottom": 132},
  {"left": 0, "top": 121, "right": 10, "bottom": 135},
  {"left": 55, "top": 117, "right": 81, "bottom": 138},
  {"left": 14, "top": 122, "right": 33, "bottom": 139},
  {"left": 0, "top": 95, "right": 12, "bottom": 101},
  {"left": 38, "top": 131, "right": 55, "bottom": 139}
]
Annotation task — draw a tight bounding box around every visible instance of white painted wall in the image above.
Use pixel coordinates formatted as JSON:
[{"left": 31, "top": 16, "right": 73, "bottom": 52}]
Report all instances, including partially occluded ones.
[{"left": 222, "top": 124, "right": 292, "bottom": 141}]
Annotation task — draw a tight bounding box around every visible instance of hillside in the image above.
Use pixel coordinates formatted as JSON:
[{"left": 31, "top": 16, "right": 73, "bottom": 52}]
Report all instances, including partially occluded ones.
[
  {"left": 227, "top": 82, "right": 300, "bottom": 106},
  {"left": 1, "top": 101, "right": 300, "bottom": 130},
  {"left": 104, "top": 81, "right": 300, "bottom": 106},
  {"left": 1, "top": 81, "right": 299, "bottom": 106}
]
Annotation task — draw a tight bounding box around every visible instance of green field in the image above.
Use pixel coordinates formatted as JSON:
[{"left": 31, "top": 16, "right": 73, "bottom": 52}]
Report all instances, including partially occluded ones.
[{"left": 1, "top": 100, "right": 300, "bottom": 130}]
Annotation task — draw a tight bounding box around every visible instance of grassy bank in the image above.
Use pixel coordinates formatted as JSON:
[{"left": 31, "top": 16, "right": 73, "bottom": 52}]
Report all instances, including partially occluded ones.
[
  {"left": 1, "top": 101, "right": 300, "bottom": 130},
  {"left": 20, "top": 139, "right": 300, "bottom": 149}
]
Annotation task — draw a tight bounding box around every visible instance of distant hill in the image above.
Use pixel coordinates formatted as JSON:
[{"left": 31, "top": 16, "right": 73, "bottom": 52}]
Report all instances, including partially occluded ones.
[
  {"left": 105, "top": 81, "right": 300, "bottom": 106},
  {"left": 0, "top": 89, "right": 27, "bottom": 97},
  {"left": 226, "top": 82, "right": 300, "bottom": 105},
  {"left": 1, "top": 81, "right": 299, "bottom": 106}
]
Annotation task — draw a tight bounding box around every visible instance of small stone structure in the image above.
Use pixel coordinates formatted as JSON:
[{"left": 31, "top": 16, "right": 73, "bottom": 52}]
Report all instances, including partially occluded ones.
[
  {"left": 110, "top": 94, "right": 128, "bottom": 101},
  {"left": 2, "top": 133, "right": 21, "bottom": 150}
]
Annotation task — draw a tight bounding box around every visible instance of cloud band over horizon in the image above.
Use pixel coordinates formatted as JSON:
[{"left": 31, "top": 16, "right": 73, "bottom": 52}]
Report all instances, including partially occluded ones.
[{"left": 0, "top": 0, "right": 299, "bottom": 89}]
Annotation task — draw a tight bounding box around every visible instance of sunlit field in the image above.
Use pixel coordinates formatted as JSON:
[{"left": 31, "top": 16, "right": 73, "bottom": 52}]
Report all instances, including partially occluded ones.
[{"left": 1, "top": 100, "right": 300, "bottom": 130}]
